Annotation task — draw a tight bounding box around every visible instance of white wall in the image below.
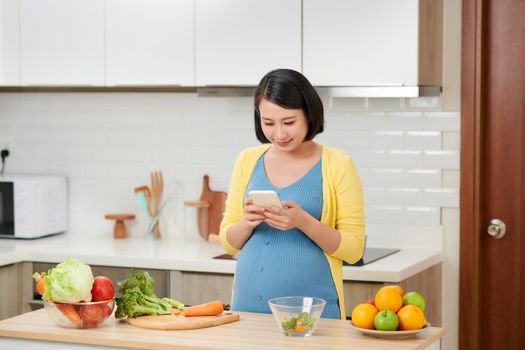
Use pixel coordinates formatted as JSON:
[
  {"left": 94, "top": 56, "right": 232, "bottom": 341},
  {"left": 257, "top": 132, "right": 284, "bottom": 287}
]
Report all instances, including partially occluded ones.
[{"left": 0, "top": 92, "right": 458, "bottom": 234}]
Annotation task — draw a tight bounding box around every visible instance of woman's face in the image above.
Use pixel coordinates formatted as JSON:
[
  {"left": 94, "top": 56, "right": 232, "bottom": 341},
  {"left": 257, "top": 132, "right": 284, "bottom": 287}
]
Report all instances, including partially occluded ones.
[{"left": 258, "top": 98, "right": 309, "bottom": 151}]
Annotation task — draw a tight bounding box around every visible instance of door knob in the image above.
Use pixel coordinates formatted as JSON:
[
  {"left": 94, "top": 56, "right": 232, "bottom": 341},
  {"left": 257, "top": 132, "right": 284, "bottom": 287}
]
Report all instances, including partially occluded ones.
[{"left": 487, "top": 219, "right": 506, "bottom": 239}]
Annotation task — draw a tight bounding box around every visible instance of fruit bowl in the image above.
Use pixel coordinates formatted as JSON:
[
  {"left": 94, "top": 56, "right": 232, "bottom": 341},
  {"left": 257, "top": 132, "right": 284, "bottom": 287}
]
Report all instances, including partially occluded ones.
[
  {"left": 43, "top": 299, "right": 115, "bottom": 329},
  {"left": 349, "top": 321, "right": 431, "bottom": 339},
  {"left": 268, "top": 297, "right": 326, "bottom": 337}
]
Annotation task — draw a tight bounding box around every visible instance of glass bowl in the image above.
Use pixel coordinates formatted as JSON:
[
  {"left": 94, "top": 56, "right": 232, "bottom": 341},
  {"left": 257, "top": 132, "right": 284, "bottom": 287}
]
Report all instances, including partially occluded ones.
[
  {"left": 43, "top": 299, "right": 115, "bottom": 329},
  {"left": 268, "top": 296, "right": 326, "bottom": 337}
]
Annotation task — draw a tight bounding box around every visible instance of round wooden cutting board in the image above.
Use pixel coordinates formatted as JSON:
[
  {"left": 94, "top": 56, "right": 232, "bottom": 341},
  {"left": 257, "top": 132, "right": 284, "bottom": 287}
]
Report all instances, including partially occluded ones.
[{"left": 128, "top": 312, "right": 240, "bottom": 330}]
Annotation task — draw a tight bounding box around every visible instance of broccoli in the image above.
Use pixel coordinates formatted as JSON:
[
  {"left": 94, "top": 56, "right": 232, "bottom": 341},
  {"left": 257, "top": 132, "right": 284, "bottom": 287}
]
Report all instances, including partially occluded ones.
[
  {"left": 115, "top": 268, "right": 183, "bottom": 319},
  {"left": 162, "top": 297, "right": 185, "bottom": 310}
]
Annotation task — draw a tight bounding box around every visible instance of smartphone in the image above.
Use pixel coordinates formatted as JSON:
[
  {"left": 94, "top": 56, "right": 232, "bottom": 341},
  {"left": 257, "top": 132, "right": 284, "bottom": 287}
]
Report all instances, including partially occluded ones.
[{"left": 249, "top": 190, "right": 283, "bottom": 208}]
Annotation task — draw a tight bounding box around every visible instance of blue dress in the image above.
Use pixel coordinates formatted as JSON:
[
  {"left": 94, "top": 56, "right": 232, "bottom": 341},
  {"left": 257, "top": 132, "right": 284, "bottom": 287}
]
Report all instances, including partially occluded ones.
[{"left": 231, "top": 154, "right": 340, "bottom": 319}]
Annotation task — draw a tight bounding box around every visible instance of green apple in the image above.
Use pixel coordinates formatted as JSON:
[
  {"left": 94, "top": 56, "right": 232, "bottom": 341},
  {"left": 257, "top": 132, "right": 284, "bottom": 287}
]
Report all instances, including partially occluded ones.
[
  {"left": 402, "top": 291, "right": 426, "bottom": 311},
  {"left": 374, "top": 310, "right": 398, "bottom": 331}
]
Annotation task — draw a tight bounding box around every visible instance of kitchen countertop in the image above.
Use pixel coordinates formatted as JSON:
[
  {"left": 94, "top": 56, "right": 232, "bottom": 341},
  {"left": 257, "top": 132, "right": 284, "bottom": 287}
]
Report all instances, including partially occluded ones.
[
  {"left": 0, "top": 309, "right": 445, "bottom": 350},
  {"left": 0, "top": 227, "right": 442, "bottom": 283}
]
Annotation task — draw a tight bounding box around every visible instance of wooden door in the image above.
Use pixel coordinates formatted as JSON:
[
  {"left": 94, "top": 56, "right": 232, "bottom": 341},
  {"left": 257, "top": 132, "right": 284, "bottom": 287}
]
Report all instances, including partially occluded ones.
[{"left": 460, "top": 0, "right": 525, "bottom": 349}]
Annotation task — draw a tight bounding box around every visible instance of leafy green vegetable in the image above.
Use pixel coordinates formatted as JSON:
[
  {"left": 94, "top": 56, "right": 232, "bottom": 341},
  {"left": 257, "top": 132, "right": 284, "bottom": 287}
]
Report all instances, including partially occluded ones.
[
  {"left": 162, "top": 297, "right": 185, "bottom": 309},
  {"left": 115, "top": 268, "right": 184, "bottom": 319},
  {"left": 42, "top": 257, "right": 94, "bottom": 303},
  {"left": 281, "top": 312, "right": 316, "bottom": 333}
]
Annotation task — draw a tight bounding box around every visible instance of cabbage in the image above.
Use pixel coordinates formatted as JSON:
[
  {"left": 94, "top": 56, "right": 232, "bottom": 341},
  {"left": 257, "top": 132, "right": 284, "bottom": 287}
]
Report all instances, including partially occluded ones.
[{"left": 42, "top": 257, "right": 94, "bottom": 303}]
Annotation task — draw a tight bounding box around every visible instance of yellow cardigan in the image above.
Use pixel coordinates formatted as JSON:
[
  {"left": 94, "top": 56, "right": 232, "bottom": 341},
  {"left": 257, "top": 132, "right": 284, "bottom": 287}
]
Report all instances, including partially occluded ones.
[{"left": 219, "top": 144, "right": 365, "bottom": 319}]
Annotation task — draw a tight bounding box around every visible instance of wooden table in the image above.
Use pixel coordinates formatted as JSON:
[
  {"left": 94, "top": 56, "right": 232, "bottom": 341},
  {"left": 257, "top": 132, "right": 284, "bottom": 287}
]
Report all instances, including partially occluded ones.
[{"left": 0, "top": 309, "right": 445, "bottom": 350}]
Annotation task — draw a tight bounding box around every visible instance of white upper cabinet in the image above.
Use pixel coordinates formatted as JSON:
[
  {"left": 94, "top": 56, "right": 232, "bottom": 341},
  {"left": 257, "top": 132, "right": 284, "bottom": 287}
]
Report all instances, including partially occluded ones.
[
  {"left": 0, "top": 0, "right": 20, "bottom": 85},
  {"left": 303, "top": 0, "right": 442, "bottom": 86},
  {"left": 195, "top": 0, "right": 301, "bottom": 86},
  {"left": 105, "top": 0, "right": 194, "bottom": 86},
  {"left": 19, "top": 0, "right": 105, "bottom": 86}
]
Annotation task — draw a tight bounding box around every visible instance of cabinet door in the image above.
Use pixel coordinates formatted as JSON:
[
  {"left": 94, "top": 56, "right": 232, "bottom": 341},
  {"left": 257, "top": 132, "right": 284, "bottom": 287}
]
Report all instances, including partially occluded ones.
[
  {"left": 195, "top": 0, "right": 301, "bottom": 86},
  {"left": 19, "top": 0, "right": 104, "bottom": 85},
  {"left": 0, "top": 263, "right": 33, "bottom": 320},
  {"left": 106, "top": 0, "right": 194, "bottom": 86},
  {"left": 303, "top": 0, "right": 419, "bottom": 86},
  {"left": 0, "top": 0, "right": 19, "bottom": 85},
  {"left": 170, "top": 271, "right": 233, "bottom": 306}
]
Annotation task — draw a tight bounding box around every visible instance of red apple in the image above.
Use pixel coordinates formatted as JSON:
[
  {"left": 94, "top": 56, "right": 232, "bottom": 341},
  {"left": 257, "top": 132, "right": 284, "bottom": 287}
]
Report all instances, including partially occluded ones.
[
  {"left": 363, "top": 299, "right": 376, "bottom": 307},
  {"left": 79, "top": 304, "right": 106, "bottom": 326},
  {"left": 91, "top": 276, "right": 114, "bottom": 301}
]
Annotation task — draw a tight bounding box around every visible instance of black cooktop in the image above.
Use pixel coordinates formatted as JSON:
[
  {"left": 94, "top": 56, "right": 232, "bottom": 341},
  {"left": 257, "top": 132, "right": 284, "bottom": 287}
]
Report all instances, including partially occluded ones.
[
  {"left": 343, "top": 247, "right": 400, "bottom": 266},
  {"left": 213, "top": 247, "right": 400, "bottom": 266}
]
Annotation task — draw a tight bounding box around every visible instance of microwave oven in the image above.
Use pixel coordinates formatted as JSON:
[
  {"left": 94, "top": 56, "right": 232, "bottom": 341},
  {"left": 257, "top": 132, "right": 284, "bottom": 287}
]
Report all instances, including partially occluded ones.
[{"left": 0, "top": 174, "right": 68, "bottom": 239}]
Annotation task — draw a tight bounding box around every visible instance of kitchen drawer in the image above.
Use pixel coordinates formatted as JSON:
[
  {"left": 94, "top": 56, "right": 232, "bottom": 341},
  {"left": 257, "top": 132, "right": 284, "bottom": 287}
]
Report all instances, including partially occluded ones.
[{"left": 169, "top": 271, "right": 233, "bottom": 306}]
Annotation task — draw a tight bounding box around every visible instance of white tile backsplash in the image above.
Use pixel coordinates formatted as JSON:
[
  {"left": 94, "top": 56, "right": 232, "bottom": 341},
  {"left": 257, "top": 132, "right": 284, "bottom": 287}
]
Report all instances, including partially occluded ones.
[
  {"left": 404, "top": 206, "right": 441, "bottom": 226},
  {"left": 386, "top": 112, "right": 425, "bottom": 130},
  {"left": 406, "top": 96, "right": 442, "bottom": 110},
  {"left": 405, "top": 169, "right": 442, "bottom": 187},
  {"left": 405, "top": 130, "right": 442, "bottom": 149},
  {"left": 423, "top": 150, "right": 460, "bottom": 169},
  {"left": 0, "top": 92, "right": 459, "bottom": 236},
  {"left": 424, "top": 112, "right": 460, "bottom": 131}
]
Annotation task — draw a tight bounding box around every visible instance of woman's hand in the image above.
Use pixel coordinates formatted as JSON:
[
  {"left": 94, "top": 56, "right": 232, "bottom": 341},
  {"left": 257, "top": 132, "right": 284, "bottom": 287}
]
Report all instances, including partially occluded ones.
[
  {"left": 241, "top": 198, "right": 266, "bottom": 230},
  {"left": 262, "top": 201, "right": 311, "bottom": 231}
]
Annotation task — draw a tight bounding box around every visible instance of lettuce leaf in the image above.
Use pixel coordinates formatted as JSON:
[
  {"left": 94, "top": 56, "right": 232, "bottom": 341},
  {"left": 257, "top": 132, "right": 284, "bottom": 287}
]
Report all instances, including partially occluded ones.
[{"left": 42, "top": 257, "right": 94, "bottom": 303}]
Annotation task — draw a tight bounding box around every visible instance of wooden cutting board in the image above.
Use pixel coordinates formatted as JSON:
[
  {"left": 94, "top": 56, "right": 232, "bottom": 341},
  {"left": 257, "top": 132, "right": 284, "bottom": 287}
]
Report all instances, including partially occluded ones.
[
  {"left": 128, "top": 311, "right": 240, "bottom": 330},
  {"left": 197, "top": 175, "right": 227, "bottom": 241}
]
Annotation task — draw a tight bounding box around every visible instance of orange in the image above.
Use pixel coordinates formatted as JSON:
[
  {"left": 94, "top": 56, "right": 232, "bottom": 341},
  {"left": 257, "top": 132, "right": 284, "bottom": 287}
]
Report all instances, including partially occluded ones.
[
  {"left": 382, "top": 285, "right": 404, "bottom": 297},
  {"left": 351, "top": 303, "right": 378, "bottom": 330},
  {"left": 397, "top": 305, "right": 426, "bottom": 330},
  {"left": 375, "top": 286, "right": 403, "bottom": 313}
]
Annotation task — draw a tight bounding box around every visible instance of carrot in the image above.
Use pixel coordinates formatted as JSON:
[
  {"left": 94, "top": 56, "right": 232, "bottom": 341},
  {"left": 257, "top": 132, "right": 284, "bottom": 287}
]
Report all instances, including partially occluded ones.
[
  {"left": 56, "top": 304, "right": 82, "bottom": 327},
  {"left": 36, "top": 278, "right": 46, "bottom": 295},
  {"left": 182, "top": 300, "right": 224, "bottom": 317},
  {"left": 294, "top": 325, "right": 306, "bottom": 333},
  {"left": 32, "top": 272, "right": 46, "bottom": 295}
]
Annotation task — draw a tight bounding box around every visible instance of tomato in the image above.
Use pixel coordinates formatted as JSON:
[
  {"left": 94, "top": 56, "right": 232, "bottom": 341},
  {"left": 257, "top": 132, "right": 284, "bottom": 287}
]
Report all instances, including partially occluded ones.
[
  {"left": 91, "top": 276, "right": 114, "bottom": 301},
  {"left": 101, "top": 303, "right": 113, "bottom": 318},
  {"left": 79, "top": 304, "right": 106, "bottom": 326}
]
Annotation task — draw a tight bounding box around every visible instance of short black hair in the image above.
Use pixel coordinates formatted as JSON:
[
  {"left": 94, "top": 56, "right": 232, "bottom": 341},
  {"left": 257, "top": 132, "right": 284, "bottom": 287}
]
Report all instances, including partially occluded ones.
[{"left": 254, "top": 69, "right": 324, "bottom": 143}]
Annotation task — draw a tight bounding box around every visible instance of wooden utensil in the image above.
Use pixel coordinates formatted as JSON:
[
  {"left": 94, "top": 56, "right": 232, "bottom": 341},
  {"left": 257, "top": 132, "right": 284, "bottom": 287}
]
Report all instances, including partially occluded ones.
[
  {"left": 150, "top": 171, "right": 164, "bottom": 240},
  {"left": 186, "top": 175, "right": 227, "bottom": 241},
  {"left": 128, "top": 312, "right": 240, "bottom": 330},
  {"left": 105, "top": 214, "right": 135, "bottom": 239}
]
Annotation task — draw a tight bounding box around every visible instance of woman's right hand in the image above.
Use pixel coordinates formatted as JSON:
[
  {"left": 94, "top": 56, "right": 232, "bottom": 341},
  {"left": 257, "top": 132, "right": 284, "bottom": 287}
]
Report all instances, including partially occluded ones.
[{"left": 241, "top": 198, "right": 266, "bottom": 230}]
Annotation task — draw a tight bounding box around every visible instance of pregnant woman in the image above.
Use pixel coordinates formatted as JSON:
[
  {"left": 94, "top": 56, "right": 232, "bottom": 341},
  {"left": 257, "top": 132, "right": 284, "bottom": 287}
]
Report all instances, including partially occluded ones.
[{"left": 219, "top": 69, "right": 365, "bottom": 320}]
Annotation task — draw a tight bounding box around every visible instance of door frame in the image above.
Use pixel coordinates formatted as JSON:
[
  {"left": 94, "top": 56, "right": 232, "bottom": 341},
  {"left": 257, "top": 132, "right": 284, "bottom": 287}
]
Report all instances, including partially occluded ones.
[{"left": 460, "top": 0, "right": 484, "bottom": 348}]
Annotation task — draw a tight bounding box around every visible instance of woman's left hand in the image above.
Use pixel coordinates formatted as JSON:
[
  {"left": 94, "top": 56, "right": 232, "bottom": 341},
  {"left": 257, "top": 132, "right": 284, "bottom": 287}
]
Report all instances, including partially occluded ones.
[{"left": 262, "top": 201, "right": 310, "bottom": 231}]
